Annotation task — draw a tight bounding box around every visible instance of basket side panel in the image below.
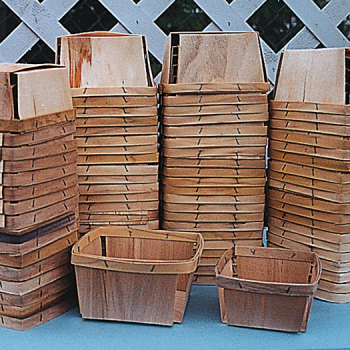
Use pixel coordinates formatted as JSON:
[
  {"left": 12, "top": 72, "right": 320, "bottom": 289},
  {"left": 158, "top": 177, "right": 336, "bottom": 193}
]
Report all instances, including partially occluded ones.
[
  {"left": 177, "top": 32, "right": 265, "bottom": 84},
  {"left": 224, "top": 289, "right": 308, "bottom": 332},
  {"left": 105, "top": 236, "right": 194, "bottom": 261},
  {"left": 75, "top": 266, "right": 178, "bottom": 325},
  {"left": 236, "top": 256, "right": 311, "bottom": 283}
]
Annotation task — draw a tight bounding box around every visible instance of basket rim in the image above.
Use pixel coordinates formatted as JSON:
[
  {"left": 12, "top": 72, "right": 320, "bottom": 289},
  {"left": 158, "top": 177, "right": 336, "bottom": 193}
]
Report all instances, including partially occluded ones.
[
  {"left": 215, "top": 246, "right": 322, "bottom": 296},
  {"left": 71, "top": 226, "right": 204, "bottom": 274}
]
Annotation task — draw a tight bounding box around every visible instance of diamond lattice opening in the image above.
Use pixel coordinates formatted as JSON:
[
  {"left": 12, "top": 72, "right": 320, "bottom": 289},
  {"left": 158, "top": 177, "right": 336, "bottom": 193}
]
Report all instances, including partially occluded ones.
[
  {"left": 312, "top": 0, "right": 331, "bottom": 9},
  {"left": 0, "top": 3, "right": 21, "bottom": 43},
  {"left": 247, "top": 0, "right": 304, "bottom": 53},
  {"left": 148, "top": 52, "right": 162, "bottom": 78},
  {"left": 18, "top": 39, "right": 55, "bottom": 64},
  {"left": 60, "top": 0, "right": 118, "bottom": 34},
  {"left": 338, "top": 15, "right": 350, "bottom": 41},
  {"left": 155, "top": 0, "right": 211, "bottom": 35}
]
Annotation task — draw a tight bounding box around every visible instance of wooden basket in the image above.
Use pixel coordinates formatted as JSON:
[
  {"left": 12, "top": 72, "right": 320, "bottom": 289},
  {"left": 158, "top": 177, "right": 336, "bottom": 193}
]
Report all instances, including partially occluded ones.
[
  {"left": 71, "top": 226, "right": 203, "bottom": 325},
  {"left": 215, "top": 246, "right": 321, "bottom": 332}
]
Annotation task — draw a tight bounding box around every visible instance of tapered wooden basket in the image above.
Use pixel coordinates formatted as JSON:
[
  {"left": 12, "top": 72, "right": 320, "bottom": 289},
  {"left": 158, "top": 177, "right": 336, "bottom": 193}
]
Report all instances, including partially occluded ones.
[
  {"left": 215, "top": 246, "right": 321, "bottom": 332},
  {"left": 71, "top": 226, "right": 203, "bottom": 325}
]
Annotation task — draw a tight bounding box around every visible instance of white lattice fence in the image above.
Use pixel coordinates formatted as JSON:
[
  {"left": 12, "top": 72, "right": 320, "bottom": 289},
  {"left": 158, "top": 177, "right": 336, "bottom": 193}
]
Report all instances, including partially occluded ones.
[{"left": 0, "top": 0, "right": 350, "bottom": 83}]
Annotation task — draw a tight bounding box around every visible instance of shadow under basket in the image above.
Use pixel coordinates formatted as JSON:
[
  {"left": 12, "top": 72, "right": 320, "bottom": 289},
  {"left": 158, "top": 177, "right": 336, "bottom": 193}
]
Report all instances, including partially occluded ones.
[
  {"left": 215, "top": 246, "right": 321, "bottom": 332},
  {"left": 71, "top": 226, "right": 203, "bottom": 326}
]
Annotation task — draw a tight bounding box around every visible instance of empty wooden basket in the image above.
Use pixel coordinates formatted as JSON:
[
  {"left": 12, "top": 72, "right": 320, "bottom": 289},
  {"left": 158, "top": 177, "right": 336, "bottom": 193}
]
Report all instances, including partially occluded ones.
[
  {"left": 215, "top": 246, "right": 321, "bottom": 332},
  {"left": 71, "top": 226, "right": 203, "bottom": 325}
]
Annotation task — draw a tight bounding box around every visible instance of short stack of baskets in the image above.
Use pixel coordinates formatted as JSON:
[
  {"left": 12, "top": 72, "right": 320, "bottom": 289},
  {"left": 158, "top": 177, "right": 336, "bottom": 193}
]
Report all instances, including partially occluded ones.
[
  {"left": 268, "top": 48, "right": 350, "bottom": 302},
  {"left": 0, "top": 64, "right": 79, "bottom": 330},
  {"left": 57, "top": 32, "right": 159, "bottom": 235},
  {"left": 159, "top": 32, "right": 270, "bottom": 284}
]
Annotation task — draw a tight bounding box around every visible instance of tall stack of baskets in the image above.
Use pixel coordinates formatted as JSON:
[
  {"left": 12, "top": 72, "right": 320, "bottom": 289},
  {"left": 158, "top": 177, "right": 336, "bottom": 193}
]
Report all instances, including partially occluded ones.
[
  {"left": 159, "top": 32, "right": 270, "bottom": 284},
  {"left": 0, "top": 64, "right": 79, "bottom": 330},
  {"left": 268, "top": 48, "right": 350, "bottom": 302},
  {"left": 56, "top": 32, "right": 159, "bottom": 235}
]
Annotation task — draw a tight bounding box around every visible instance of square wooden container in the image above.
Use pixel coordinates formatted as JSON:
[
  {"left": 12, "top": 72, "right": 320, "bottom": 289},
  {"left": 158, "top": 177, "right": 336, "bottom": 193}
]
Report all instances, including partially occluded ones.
[
  {"left": 215, "top": 246, "right": 321, "bottom": 332},
  {"left": 71, "top": 226, "right": 203, "bottom": 325}
]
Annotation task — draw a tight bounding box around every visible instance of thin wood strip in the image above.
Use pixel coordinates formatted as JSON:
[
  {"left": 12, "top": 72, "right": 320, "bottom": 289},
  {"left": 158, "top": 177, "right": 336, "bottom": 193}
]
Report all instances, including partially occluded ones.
[
  {"left": 73, "top": 95, "right": 157, "bottom": 107},
  {"left": 270, "top": 109, "right": 350, "bottom": 126},
  {"left": 71, "top": 86, "right": 157, "bottom": 97},
  {"left": 0, "top": 121, "right": 75, "bottom": 147},
  {"left": 75, "top": 125, "right": 158, "bottom": 137},
  {"left": 269, "top": 139, "right": 350, "bottom": 161},
  {"left": 268, "top": 168, "right": 350, "bottom": 194},
  {"left": 78, "top": 182, "right": 158, "bottom": 195},
  {"left": 77, "top": 153, "right": 159, "bottom": 165},
  {"left": 77, "top": 164, "right": 158, "bottom": 176},
  {"left": 0, "top": 221, "right": 77, "bottom": 254},
  {"left": 2, "top": 173, "right": 77, "bottom": 201},
  {"left": 268, "top": 216, "right": 350, "bottom": 245},
  {"left": 162, "top": 184, "right": 265, "bottom": 195},
  {"left": 76, "top": 116, "right": 158, "bottom": 127},
  {"left": 76, "top": 135, "right": 157, "bottom": 147},
  {"left": 3, "top": 185, "right": 79, "bottom": 215},
  {"left": 268, "top": 177, "right": 350, "bottom": 203},
  {"left": 267, "top": 231, "right": 350, "bottom": 263},
  {"left": 77, "top": 144, "right": 158, "bottom": 156},
  {"left": 268, "top": 188, "right": 350, "bottom": 214},
  {"left": 0, "top": 195, "right": 79, "bottom": 231},
  {"left": 159, "top": 82, "right": 270, "bottom": 94},
  {"left": 79, "top": 202, "right": 158, "bottom": 212},
  {"left": 0, "top": 110, "right": 75, "bottom": 133},
  {"left": 0, "top": 295, "right": 77, "bottom": 330},
  {"left": 268, "top": 159, "right": 350, "bottom": 184},
  {"left": 161, "top": 124, "right": 267, "bottom": 137},
  {"left": 162, "top": 192, "right": 265, "bottom": 204},
  {"left": 162, "top": 176, "right": 265, "bottom": 187},
  {"left": 79, "top": 192, "right": 158, "bottom": 203},
  {"left": 270, "top": 101, "right": 350, "bottom": 115},
  {"left": 162, "top": 166, "right": 266, "bottom": 178},
  {"left": 268, "top": 223, "right": 350, "bottom": 253},
  {"left": 161, "top": 220, "right": 264, "bottom": 231},
  {"left": 162, "top": 146, "right": 266, "bottom": 158},
  {"left": 162, "top": 136, "right": 267, "bottom": 148},
  {"left": 162, "top": 210, "right": 264, "bottom": 223},
  {"left": 78, "top": 174, "right": 158, "bottom": 184},
  {"left": 163, "top": 157, "right": 266, "bottom": 169},
  {"left": 269, "top": 149, "right": 350, "bottom": 172},
  {"left": 71, "top": 226, "right": 203, "bottom": 274},
  {"left": 75, "top": 106, "right": 156, "bottom": 116},
  {"left": 269, "top": 129, "right": 350, "bottom": 152},
  {"left": 162, "top": 103, "right": 268, "bottom": 116},
  {"left": 0, "top": 274, "right": 74, "bottom": 306},
  {"left": 162, "top": 93, "right": 267, "bottom": 106},
  {"left": 162, "top": 202, "right": 265, "bottom": 213},
  {"left": 0, "top": 138, "right": 76, "bottom": 161},
  {"left": 3, "top": 151, "right": 77, "bottom": 173},
  {"left": 268, "top": 207, "right": 350, "bottom": 234},
  {"left": 161, "top": 113, "right": 269, "bottom": 126},
  {"left": 0, "top": 230, "right": 78, "bottom": 268},
  {"left": 270, "top": 118, "right": 350, "bottom": 137}
]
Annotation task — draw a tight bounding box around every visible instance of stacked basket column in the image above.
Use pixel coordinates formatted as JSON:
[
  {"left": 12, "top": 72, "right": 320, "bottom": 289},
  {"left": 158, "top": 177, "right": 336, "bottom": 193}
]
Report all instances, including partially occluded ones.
[
  {"left": 0, "top": 64, "right": 79, "bottom": 330},
  {"left": 56, "top": 33, "right": 159, "bottom": 235},
  {"left": 159, "top": 32, "right": 270, "bottom": 284},
  {"left": 267, "top": 48, "right": 350, "bottom": 303}
]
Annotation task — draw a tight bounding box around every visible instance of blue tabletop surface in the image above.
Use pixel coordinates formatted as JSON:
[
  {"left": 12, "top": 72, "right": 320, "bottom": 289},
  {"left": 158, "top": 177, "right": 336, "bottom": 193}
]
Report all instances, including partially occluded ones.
[{"left": 1, "top": 285, "right": 350, "bottom": 350}]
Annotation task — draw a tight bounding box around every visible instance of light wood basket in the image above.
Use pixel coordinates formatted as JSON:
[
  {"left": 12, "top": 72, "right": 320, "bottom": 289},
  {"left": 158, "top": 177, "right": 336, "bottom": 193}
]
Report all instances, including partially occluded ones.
[
  {"left": 215, "top": 246, "right": 321, "bottom": 332},
  {"left": 71, "top": 226, "right": 203, "bottom": 325}
]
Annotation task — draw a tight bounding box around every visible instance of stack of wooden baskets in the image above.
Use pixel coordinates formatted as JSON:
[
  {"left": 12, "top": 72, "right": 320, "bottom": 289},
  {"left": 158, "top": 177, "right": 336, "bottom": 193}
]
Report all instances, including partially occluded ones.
[
  {"left": 268, "top": 48, "right": 350, "bottom": 302},
  {"left": 57, "top": 32, "right": 159, "bottom": 235},
  {"left": 159, "top": 32, "right": 270, "bottom": 284},
  {"left": 0, "top": 64, "right": 79, "bottom": 330}
]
